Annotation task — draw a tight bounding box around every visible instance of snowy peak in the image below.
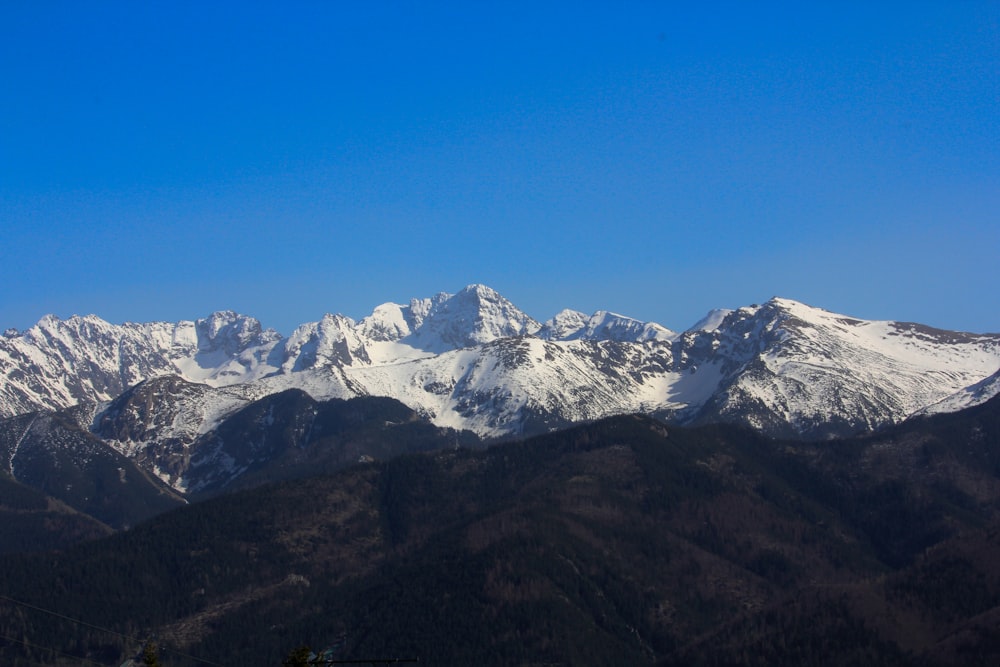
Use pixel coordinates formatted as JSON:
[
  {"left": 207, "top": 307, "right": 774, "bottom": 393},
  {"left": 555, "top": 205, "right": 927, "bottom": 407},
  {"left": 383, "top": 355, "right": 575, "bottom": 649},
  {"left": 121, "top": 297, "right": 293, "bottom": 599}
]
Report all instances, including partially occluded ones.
[
  {"left": 280, "top": 313, "right": 371, "bottom": 371},
  {"left": 355, "top": 286, "right": 538, "bottom": 349},
  {"left": 195, "top": 311, "right": 280, "bottom": 356},
  {"left": 540, "top": 310, "right": 674, "bottom": 342},
  {"left": 702, "top": 297, "right": 871, "bottom": 356},
  {"left": 731, "top": 297, "right": 998, "bottom": 355},
  {"left": 723, "top": 297, "right": 817, "bottom": 330},
  {"left": 405, "top": 284, "right": 541, "bottom": 350},
  {"left": 0, "top": 313, "right": 178, "bottom": 415},
  {"left": 538, "top": 309, "right": 590, "bottom": 340},
  {"left": 576, "top": 310, "right": 674, "bottom": 342},
  {"left": 23, "top": 313, "right": 117, "bottom": 349},
  {"left": 682, "top": 297, "right": 1000, "bottom": 438},
  {"left": 687, "top": 308, "right": 734, "bottom": 333},
  {"left": 358, "top": 302, "right": 416, "bottom": 342}
]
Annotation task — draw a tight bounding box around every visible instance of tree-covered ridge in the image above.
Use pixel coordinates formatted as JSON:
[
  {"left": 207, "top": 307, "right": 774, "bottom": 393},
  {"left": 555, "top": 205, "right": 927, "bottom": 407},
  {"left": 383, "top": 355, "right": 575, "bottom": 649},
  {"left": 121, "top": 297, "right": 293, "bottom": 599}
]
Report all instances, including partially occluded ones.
[
  {"left": 0, "top": 471, "right": 111, "bottom": 554},
  {"left": 1, "top": 395, "right": 1000, "bottom": 665}
]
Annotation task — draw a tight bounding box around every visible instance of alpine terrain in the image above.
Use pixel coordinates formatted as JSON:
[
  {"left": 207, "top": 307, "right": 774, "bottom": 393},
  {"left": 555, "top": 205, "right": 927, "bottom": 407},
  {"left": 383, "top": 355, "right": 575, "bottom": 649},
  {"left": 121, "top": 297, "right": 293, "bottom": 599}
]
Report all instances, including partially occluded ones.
[{"left": 1, "top": 284, "right": 999, "bottom": 504}]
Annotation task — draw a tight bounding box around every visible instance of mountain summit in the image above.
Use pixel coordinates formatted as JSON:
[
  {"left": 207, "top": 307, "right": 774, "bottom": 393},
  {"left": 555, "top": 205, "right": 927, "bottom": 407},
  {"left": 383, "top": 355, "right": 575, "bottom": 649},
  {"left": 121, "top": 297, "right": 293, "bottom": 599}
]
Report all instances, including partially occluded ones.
[{"left": 394, "top": 284, "right": 541, "bottom": 351}]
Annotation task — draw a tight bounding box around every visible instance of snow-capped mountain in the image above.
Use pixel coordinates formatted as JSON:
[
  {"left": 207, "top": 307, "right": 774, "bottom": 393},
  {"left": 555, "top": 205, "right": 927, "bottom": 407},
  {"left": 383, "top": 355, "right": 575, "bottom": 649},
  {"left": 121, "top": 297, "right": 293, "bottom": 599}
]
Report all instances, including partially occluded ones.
[
  {"left": 0, "top": 310, "right": 281, "bottom": 416},
  {"left": 3, "top": 284, "right": 1000, "bottom": 497},
  {"left": 538, "top": 309, "right": 675, "bottom": 342},
  {"left": 680, "top": 298, "right": 1000, "bottom": 438}
]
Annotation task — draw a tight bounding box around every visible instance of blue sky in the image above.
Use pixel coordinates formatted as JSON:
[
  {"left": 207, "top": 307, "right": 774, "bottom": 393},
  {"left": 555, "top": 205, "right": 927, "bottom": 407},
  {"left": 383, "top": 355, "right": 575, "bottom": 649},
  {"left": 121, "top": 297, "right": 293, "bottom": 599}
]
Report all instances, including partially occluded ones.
[{"left": 2, "top": 2, "right": 998, "bottom": 334}]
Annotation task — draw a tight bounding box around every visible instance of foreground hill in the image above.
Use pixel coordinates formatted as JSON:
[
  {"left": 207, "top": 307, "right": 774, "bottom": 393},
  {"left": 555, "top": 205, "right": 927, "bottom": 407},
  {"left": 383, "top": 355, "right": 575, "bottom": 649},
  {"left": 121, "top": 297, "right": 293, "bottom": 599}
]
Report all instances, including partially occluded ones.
[
  {"left": 1, "top": 395, "right": 999, "bottom": 665},
  {"left": 0, "top": 471, "right": 111, "bottom": 555}
]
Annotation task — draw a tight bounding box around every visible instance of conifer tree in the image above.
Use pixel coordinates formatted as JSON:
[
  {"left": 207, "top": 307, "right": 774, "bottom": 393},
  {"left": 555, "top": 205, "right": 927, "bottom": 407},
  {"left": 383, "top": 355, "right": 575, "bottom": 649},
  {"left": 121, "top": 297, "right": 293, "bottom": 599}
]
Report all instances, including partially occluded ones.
[
  {"left": 282, "top": 645, "right": 313, "bottom": 666},
  {"left": 143, "top": 641, "right": 161, "bottom": 667}
]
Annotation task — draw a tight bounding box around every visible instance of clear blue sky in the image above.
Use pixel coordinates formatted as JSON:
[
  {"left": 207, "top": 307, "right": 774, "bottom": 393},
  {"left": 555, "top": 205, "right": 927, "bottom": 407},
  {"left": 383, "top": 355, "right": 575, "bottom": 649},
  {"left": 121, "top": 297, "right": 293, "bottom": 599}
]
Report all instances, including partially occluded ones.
[{"left": 2, "top": 2, "right": 998, "bottom": 334}]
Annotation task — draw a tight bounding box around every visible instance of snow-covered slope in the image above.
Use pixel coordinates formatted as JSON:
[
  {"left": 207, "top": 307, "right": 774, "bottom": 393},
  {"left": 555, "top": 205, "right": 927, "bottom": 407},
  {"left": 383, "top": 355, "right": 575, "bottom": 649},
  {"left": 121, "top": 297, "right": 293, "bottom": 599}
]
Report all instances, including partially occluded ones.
[
  {"left": 344, "top": 336, "right": 681, "bottom": 436},
  {"left": 917, "top": 368, "right": 1000, "bottom": 416},
  {"left": 539, "top": 310, "right": 675, "bottom": 342},
  {"left": 682, "top": 298, "right": 1000, "bottom": 438},
  {"left": 3, "top": 286, "right": 999, "bottom": 448}
]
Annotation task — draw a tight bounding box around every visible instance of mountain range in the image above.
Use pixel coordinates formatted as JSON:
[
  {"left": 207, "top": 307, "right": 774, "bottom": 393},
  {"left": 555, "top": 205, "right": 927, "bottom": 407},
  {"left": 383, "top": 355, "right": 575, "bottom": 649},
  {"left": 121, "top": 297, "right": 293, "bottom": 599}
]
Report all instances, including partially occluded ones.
[
  {"left": 2, "top": 284, "right": 999, "bottom": 506},
  {"left": 3, "top": 285, "right": 1000, "bottom": 665}
]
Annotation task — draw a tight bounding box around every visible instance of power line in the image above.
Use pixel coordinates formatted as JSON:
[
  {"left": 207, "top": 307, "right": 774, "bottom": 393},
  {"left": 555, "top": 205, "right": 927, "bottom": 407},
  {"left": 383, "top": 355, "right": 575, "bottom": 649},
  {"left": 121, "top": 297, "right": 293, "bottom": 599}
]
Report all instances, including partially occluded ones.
[
  {"left": 0, "top": 593, "right": 224, "bottom": 666},
  {"left": 0, "top": 631, "right": 115, "bottom": 667},
  {"left": 0, "top": 593, "right": 135, "bottom": 644},
  {"left": 320, "top": 661, "right": 419, "bottom": 665}
]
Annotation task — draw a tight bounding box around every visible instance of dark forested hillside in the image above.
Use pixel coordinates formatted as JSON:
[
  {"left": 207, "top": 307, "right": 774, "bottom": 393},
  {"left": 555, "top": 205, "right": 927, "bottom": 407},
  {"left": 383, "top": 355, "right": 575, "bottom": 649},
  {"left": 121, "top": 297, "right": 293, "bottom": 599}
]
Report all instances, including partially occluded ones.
[
  {"left": 0, "top": 409, "right": 187, "bottom": 531},
  {"left": 2, "top": 396, "right": 1000, "bottom": 665},
  {"left": 0, "top": 471, "right": 112, "bottom": 554},
  {"left": 0, "top": 394, "right": 481, "bottom": 549}
]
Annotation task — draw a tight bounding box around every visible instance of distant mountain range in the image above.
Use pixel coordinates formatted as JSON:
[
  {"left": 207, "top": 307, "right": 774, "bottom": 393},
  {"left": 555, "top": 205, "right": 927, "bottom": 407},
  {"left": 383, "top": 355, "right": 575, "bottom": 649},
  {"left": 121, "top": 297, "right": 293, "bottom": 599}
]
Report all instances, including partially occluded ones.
[{"left": 2, "top": 285, "right": 999, "bottom": 505}]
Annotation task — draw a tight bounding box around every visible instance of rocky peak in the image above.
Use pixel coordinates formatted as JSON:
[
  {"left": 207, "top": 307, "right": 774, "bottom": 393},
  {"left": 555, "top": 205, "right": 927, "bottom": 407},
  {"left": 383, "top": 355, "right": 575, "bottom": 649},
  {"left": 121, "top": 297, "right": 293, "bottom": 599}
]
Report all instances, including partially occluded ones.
[
  {"left": 358, "top": 302, "right": 414, "bottom": 342},
  {"left": 538, "top": 309, "right": 590, "bottom": 340},
  {"left": 407, "top": 284, "right": 541, "bottom": 350},
  {"left": 195, "top": 311, "right": 279, "bottom": 356}
]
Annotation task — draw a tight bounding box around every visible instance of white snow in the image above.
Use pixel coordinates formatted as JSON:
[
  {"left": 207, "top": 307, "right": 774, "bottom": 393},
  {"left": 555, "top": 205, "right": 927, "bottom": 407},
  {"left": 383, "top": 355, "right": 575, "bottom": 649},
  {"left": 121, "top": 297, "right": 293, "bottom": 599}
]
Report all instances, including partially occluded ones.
[
  {"left": 687, "top": 308, "right": 734, "bottom": 333},
  {"left": 919, "top": 367, "right": 1000, "bottom": 416}
]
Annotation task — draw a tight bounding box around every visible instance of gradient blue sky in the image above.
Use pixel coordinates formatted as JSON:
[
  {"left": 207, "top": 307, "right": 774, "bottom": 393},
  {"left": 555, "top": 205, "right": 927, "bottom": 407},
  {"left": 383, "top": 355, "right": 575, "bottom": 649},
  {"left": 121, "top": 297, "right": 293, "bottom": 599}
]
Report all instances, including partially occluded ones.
[{"left": 2, "top": 2, "right": 998, "bottom": 335}]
